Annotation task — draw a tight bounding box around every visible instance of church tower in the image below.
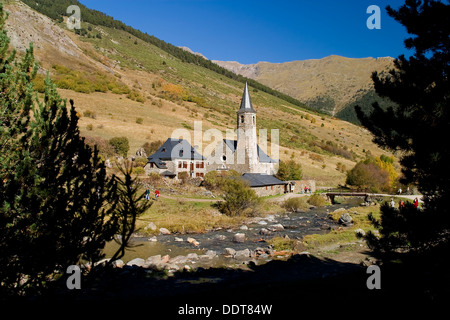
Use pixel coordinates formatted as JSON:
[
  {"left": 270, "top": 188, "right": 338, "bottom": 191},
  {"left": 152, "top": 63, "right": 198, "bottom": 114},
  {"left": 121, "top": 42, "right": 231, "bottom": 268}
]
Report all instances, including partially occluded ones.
[{"left": 236, "top": 82, "right": 258, "bottom": 172}]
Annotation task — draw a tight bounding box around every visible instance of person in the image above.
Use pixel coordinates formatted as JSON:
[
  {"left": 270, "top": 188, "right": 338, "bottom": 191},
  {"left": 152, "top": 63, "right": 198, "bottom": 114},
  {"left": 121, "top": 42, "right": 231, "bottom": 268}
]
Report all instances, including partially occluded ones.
[
  {"left": 390, "top": 198, "right": 395, "bottom": 208},
  {"left": 399, "top": 200, "right": 405, "bottom": 210},
  {"left": 304, "top": 186, "right": 308, "bottom": 194},
  {"left": 155, "top": 189, "right": 160, "bottom": 200},
  {"left": 145, "top": 188, "right": 150, "bottom": 200},
  {"left": 398, "top": 188, "right": 402, "bottom": 195},
  {"left": 413, "top": 198, "right": 419, "bottom": 210}
]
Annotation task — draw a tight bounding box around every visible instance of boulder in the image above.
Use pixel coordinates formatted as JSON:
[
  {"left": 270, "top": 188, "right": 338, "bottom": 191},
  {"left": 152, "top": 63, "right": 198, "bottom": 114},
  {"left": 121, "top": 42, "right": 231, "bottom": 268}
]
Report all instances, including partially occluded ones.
[
  {"left": 223, "top": 248, "right": 236, "bottom": 256},
  {"left": 174, "top": 237, "right": 184, "bottom": 242},
  {"left": 259, "top": 228, "right": 272, "bottom": 236},
  {"left": 269, "top": 223, "right": 284, "bottom": 232},
  {"left": 257, "top": 220, "right": 267, "bottom": 225},
  {"left": 234, "top": 248, "right": 251, "bottom": 259},
  {"left": 186, "top": 253, "right": 199, "bottom": 261},
  {"left": 161, "top": 255, "right": 170, "bottom": 264},
  {"left": 233, "top": 233, "right": 246, "bottom": 243},
  {"left": 355, "top": 228, "right": 366, "bottom": 237},
  {"left": 339, "top": 212, "right": 353, "bottom": 226},
  {"left": 145, "top": 255, "right": 162, "bottom": 267},
  {"left": 205, "top": 250, "right": 217, "bottom": 258},
  {"left": 148, "top": 236, "right": 158, "bottom": 242},
  {"left": 144, "top": 222, "right": 157, "bottom": 231},
  {"left": 126, "top": 258, "right": 145, "bottom": 267},
  {"left": 240, "top": 225, "right": 249, "bottom": 230},
  {"left": 187, "top": 237, "right": 200, "bottom": 246},
  {"left": 170, "top": 255, "right": 188, "bottom": 264},
  {"left": 214, "top": 234, "right": 227, "bottom": 241},
  {"left": 159, "top": 227, "right": 171, "bottom": 235},
  {"left": 112, "top": 259, "right": 124, "bottom": 268}
]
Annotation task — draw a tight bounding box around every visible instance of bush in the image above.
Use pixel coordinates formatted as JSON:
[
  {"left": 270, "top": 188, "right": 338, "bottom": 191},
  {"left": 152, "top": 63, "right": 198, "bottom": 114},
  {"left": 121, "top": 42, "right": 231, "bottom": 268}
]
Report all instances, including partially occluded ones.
[
  {"left": 346, "top": 159, "right": 391, "bottom": 193},
  {"left": 142, "top": 140, "right": 163, "bottom": 156},
  {"left": 109, "top": 136, "right": 129, "bottom": 157},
  {"left": 136, "top": 117, "right": 143, "bottom": 124},
  {"left": 276, "top": 160, "right": 303, "bottom": 181},
  {"left": 218, "top": 177, "right": 260, "bottom": 217},
  {"left": 178, "top": 171, "right": 189, "bottom": 184},
  {"left": 307, "top": 194, "right": 327, "bottom": 207},
  {"left": 203, "top": 170, "right": 240, "bottom": 191},
  {"left": 282, "top": 197, "right": 309, "bottom": 212}
]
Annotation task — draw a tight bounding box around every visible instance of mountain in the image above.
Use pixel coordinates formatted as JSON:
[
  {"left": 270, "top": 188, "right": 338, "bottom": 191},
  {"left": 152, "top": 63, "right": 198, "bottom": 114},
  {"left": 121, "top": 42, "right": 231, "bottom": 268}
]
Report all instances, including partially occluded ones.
[
  {"left": 213, "top": 55, "right": 394, "bottom": 117},
  {"left": 3, "top": 0, "right": 392, "bottom": 186}
]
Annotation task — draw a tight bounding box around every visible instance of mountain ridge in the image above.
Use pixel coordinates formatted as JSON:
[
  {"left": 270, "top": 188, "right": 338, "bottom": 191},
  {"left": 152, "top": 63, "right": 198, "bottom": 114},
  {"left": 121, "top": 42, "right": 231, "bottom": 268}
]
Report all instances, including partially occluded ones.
[{"left": 213, "top": 55, "right": 394, "bottom": 116}]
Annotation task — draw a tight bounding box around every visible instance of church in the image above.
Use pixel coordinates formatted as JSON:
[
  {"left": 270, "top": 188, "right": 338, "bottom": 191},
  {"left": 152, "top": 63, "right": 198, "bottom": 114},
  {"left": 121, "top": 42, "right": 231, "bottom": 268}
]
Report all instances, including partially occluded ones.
[
  {"left": 206, "top": 82, "right": 279, "bottom": 175},
  {"left": 145, "top": 82, "right": 288, "bottom": 195}
]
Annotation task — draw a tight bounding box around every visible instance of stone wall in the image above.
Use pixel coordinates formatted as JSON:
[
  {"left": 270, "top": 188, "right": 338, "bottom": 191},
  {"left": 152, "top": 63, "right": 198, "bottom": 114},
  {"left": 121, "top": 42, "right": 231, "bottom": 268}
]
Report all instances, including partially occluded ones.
[{"left": 252, "top": 184, "right": 286, "bottom": 197}]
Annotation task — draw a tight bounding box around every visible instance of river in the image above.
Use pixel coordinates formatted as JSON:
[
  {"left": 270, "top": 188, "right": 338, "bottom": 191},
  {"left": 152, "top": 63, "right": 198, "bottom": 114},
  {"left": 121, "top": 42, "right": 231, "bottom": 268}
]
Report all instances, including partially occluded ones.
[{"left": 103, "top": 198, "right": 362, "bottom": 267}]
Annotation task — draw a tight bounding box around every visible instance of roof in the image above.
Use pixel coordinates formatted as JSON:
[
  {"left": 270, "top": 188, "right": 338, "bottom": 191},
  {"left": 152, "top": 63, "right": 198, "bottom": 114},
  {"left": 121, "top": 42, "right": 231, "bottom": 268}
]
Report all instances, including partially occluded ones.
[
  {"left": 237, "top": 82, "right": 256, "bottom": 114},
  {"left": 223, "top": 139, "right": 278, "bottom": 163},
  {"left": 147, "top": 138, "right": 205, "bottom": 162},
  {"left": 241, "top": 173, "right": 287, "bottom": 187},
  {"left": 160, "top": 170, "right": 176, "bottom": 177}
]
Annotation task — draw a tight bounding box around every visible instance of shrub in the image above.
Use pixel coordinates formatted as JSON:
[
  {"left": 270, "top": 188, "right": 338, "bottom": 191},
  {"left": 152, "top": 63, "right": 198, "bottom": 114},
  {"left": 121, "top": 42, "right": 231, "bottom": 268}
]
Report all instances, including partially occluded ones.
[
  {"left": 136, "top": 117, "right": 143, "bottom": 124},
  {"left": 142, "top": 140, "right": 163, "bottom": 156},
  {"left": 282, "top": 197, "right": 309, "bottom": 212},
  {"left": 203, "top": 170, "right": 240, "bottom": 191},
  {"left": 109, "top": 136, "right": 130, "bottom": 157},
  {"left": 307, "top": 194, "right": 327, "bottom": 207},
  {"left": 178, "top": 171, "right": 189, "bottom": 184},
  {"left": 346, "top": 159, "right": 391, "bottom": 193},
  {"left": 276, "top": 160, "right": 303, "bottom": 181},
  {"left": 218, "top": 177, "right": 260, "bottom": 217}
]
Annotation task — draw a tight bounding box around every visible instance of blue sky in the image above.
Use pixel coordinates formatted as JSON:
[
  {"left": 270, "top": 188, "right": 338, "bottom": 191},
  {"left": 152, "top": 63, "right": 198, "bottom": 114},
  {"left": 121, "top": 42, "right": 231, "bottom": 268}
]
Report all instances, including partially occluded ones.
[{"left": 79, "top": 0, "right": 411, "bottom": 64}]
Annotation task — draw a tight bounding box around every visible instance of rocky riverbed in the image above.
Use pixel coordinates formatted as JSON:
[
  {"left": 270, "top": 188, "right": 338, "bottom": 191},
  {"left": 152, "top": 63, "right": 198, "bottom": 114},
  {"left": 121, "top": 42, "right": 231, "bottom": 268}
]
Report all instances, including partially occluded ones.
[{"left": 101, "top": 199, "right": 363, "bottom": 273}]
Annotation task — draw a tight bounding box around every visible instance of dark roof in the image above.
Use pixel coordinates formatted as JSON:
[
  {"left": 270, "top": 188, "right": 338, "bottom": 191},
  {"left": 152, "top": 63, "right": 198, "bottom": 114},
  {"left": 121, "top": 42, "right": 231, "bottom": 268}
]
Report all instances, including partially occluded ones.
[
  {"left": 148, "top": 138, "right": 205, "bottom": 162},
  {"left": 241, "top": 173, "right": 287, "bottom": 187},
  {"left": 160, "top": 170, "right": 176, "bottom": 177},
  {"left": 223, "top": 139, "right": 278, "bottom": 163},
  {"left": 238, "top": 82, "right": 256, "bottom": 114}
]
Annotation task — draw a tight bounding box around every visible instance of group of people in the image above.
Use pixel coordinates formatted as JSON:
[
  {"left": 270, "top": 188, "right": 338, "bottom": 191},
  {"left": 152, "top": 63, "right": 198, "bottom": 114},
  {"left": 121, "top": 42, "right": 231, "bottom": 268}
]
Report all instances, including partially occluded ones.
[
  {"left": 144, "top": 188, "right": 159, "bottom": 200},
  {"left": 301, "top": 186, "right": 312, "bottom": 194},
  {"left": 390, "top": 197, "right": 420, "bottom": 210}
]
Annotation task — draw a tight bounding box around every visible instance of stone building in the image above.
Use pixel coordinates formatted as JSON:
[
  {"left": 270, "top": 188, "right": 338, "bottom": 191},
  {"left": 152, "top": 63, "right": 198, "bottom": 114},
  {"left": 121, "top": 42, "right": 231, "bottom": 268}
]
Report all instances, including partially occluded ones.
[
  {"left": 206, "top": 82, "right": 278, "bottom": 175},
  {"left": 145, "top": 138, "right": 207, "bottom": 179}
]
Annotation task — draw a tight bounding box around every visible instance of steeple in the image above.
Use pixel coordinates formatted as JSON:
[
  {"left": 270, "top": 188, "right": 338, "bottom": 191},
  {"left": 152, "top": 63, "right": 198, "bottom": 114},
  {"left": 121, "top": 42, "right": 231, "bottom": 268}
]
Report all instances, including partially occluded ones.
[{"left": 238, "top": 82, "right": 256, "bottom": 114}]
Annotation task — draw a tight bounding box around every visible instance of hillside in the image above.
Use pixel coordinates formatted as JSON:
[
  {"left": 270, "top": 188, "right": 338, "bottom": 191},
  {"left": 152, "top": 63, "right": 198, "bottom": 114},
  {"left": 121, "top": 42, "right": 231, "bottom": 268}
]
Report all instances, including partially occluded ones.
[
  {"left": 213, "top": 56, "right": 394, "bottom": 117},
  {"left": 3, "top": 0, "right": 393, "bottom": 186}
]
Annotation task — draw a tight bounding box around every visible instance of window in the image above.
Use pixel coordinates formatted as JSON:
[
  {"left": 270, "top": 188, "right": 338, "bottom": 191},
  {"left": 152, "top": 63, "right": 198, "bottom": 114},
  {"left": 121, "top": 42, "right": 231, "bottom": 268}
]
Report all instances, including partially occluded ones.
[
  {"left": 240, "top": 115, "right": 244, "bottom": 123},
  {"left": 222, "top": 155, "right": 227, "bottom": 162},
  {"left": 162, "top": 148, "right": 166, "bottom": 153},
  {"left": 183, "top": 161, "right": 187, "bottom": 169},
  {"left": 271, "top": 186, "right": 273, "bottom": 190},
  {"left": 253, "top": 115, "right": 256, "bottom": 125},
  {"left": 178, "top": 161, "right": 182, "bottom": 169}
]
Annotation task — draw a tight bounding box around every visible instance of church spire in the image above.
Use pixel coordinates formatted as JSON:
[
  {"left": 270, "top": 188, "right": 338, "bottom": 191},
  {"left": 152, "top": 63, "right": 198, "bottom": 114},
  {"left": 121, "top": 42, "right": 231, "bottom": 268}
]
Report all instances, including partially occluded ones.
[{"left": 238, "top": 82, "right": 256, "bottom": 114}]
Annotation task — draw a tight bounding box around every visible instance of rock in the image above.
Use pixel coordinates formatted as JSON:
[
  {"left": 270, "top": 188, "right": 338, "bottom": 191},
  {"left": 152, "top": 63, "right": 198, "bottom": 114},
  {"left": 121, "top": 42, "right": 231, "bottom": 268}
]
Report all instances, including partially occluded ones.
[
  {"left": 186, "top": 253, "right": 199, "bottom": 260},
  {"left": 187, "top": 237, "right": 200, "bottom": 246},
  {"left": 174, "top": 237, "right": 184, "bottom": 242},
  {"left": 205, "top": 250, "right": 217, "bottom": 258},
  {"left": 223, "top": 248, "right": 236, "bottom": 256},
  {"left": 355, "top": 228, "right": 366, "bottom": 237},
  {"left": 257, "top": 220, "right": 267, "bottom": 225},
  {"left": 112, "top": 259, "right": 124, "bottom": 268},
  {"left": 259, "top": 228, "right": 272, "bottom": 236},
  {"left": 135, "top": 147, "right": 147, "bottom": 158},
  {"left": 268, "top": 223, "right": 284, "bottom": 232},
  {"left": 214, "top": 234, "right": 227, "bottom": 241},
  {"left": 161, "top": 255, "right": 170, "bottom": 264},
  {"left": 170, "top": 255, "right": 188, "bottom": 264},
  {"left": 339, "top": 212, "right": 353, "bottom": 226},
  {"left": 233, "top": 233, "right": 246, "bottom": 243},
  {"left": 234, "top": 248, "right": 251, "bottom": 259},
  {"left": 240, "top": 225, "right": 249, "bottom": 230},
  {"left": 144, "top": 222, "right": 157, "bottom": 231},
  {"left": 145, "top": 255, "right": 162, "bottom": 267},
  {"left": 126, "top": 258, "right": 145, "bottom": 267},
  {"left": 265, "top": 214, "right": 276, "bottom": 222},
  {"left": 159, "top": 227, "right": 171, "bottom": 235}
]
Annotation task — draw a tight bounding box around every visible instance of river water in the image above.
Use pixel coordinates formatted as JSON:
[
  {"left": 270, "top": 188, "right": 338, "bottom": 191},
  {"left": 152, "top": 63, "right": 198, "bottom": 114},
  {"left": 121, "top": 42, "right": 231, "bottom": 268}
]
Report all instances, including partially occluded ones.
[{"left": 103, "top": 198, "right": 362, "bottom": 266}]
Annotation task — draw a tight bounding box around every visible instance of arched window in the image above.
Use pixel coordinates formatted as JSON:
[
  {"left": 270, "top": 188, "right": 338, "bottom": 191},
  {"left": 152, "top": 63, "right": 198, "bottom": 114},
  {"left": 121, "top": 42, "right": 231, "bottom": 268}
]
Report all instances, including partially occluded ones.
[{"left": 240, "top": 115, "right": 244, "bottom": 123}]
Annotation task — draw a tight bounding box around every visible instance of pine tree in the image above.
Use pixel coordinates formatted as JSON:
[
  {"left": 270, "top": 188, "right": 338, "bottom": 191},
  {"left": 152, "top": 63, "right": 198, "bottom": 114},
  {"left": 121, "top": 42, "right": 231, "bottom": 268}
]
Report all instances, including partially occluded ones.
[
  {"left": 356, "top": 0, "right": 450, "bottom": 259},
  {"left": 0, "top": 4, "right": 151, "bottom": 296}
]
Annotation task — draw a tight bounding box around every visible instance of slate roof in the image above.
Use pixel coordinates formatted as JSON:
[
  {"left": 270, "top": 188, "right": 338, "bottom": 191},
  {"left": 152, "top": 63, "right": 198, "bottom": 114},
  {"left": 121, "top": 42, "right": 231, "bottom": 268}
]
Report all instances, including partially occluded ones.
[
  {"left": 241, "top": 173, "right": 287, "bottom": 187},
  {"left": 237, "top": 82, "right": 256, "bottom": 114},
  {"left": 147, "top": 138, "right": 205, "bottom": 163},
  {"left": 223, "top": 139, "right": 278, "bottom": 163}
]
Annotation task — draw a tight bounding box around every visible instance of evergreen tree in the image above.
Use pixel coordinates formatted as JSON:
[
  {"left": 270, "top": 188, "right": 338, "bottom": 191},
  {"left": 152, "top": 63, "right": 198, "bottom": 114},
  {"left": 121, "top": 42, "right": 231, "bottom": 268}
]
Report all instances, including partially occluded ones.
[
  {"left": 0, "top": 5, "right": 151, "bottom": 296},
  {"left": 356, "top": 0, "right": 450, "bottom": 258}
]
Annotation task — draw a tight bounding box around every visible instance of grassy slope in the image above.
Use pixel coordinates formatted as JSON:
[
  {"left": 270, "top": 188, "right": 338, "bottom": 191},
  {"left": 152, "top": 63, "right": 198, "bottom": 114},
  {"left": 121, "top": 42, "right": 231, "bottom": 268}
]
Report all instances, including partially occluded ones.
[{"left": 5, "top": 2, "right": 391, "bottom": 187}]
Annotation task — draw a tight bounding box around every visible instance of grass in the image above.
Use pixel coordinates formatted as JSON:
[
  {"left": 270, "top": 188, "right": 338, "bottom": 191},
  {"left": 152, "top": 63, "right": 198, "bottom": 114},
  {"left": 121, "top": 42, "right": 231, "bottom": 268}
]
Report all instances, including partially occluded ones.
[
  {"left": 302, "top": 205, "right": 381, "bottom": 249},
  {"left": 135, "top": 197, "right": 246, "bottom": 235}
]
